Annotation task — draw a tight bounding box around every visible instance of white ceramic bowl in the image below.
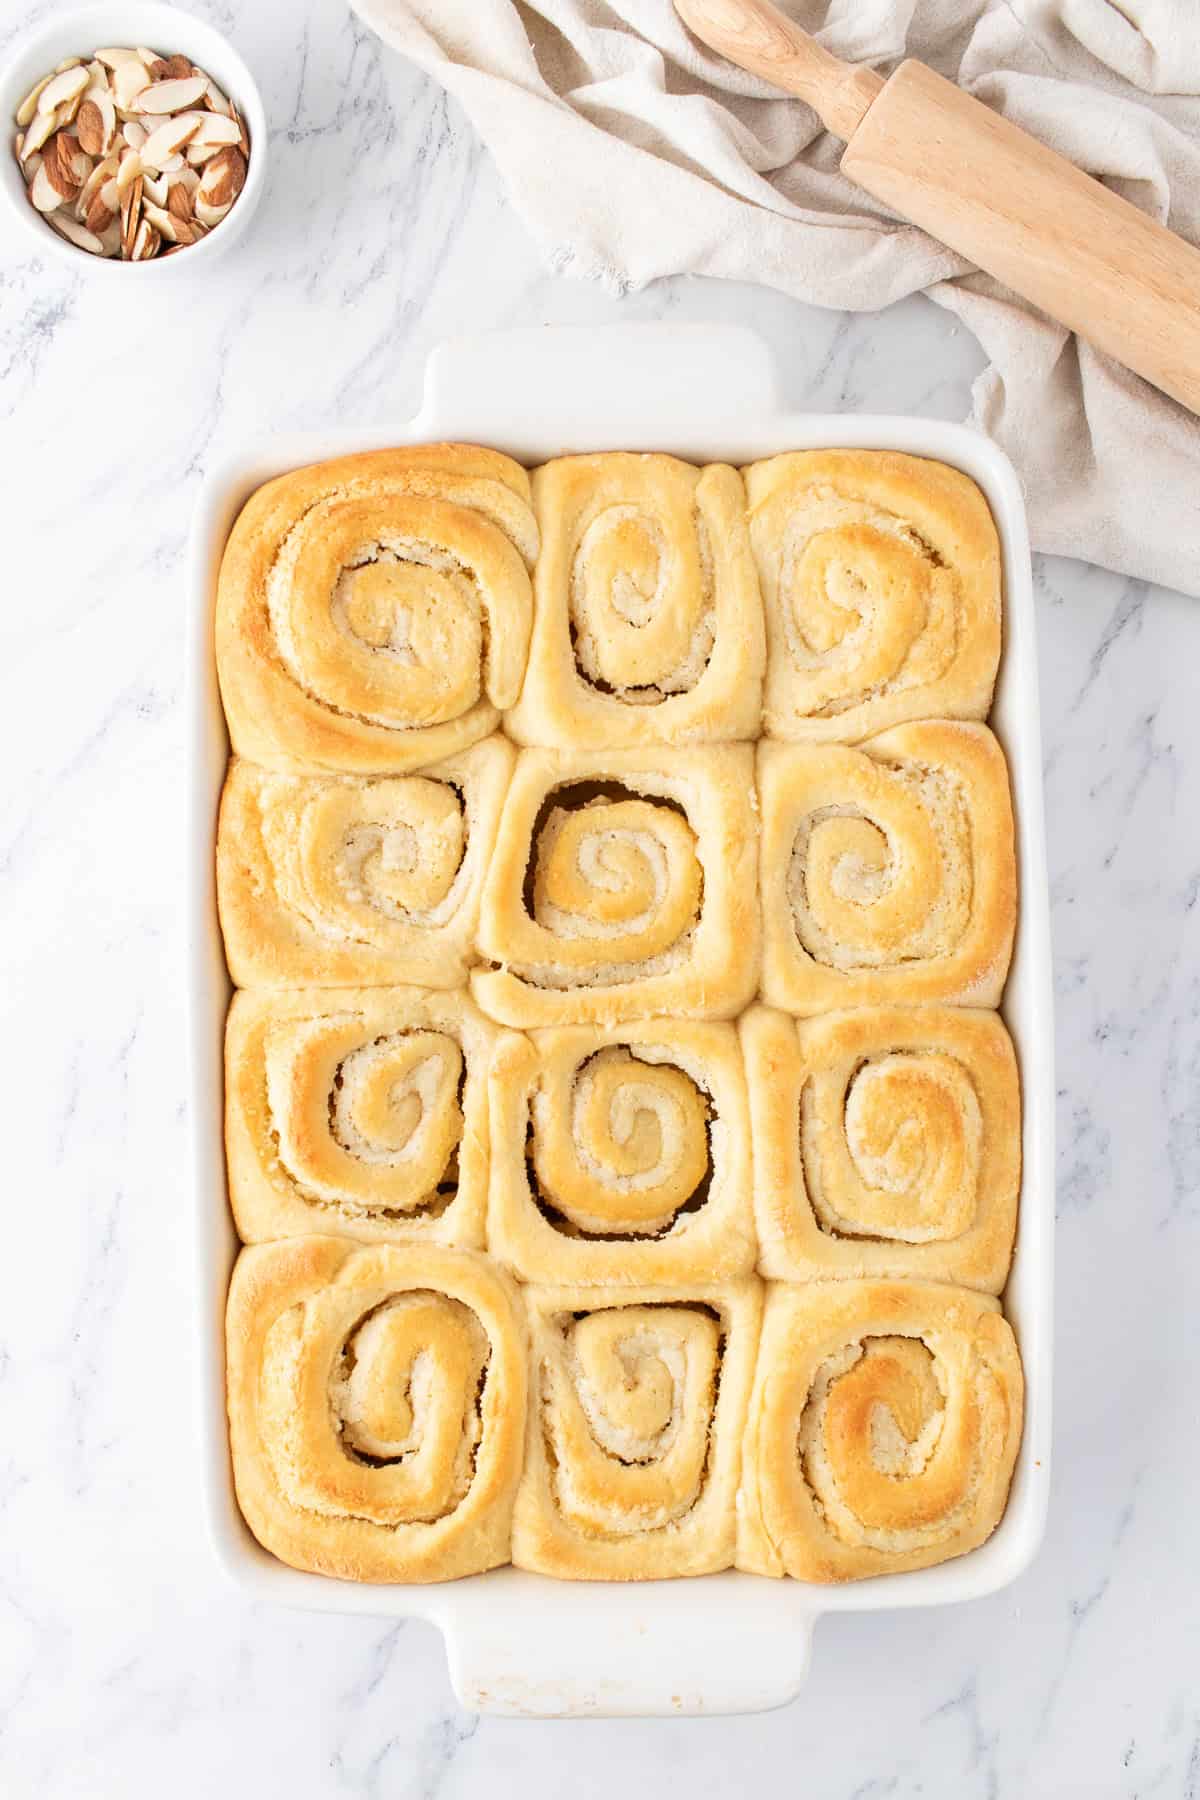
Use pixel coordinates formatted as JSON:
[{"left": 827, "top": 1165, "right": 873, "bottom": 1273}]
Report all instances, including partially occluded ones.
[{"left": 0, "top": 3, "right": 267, "bottom": 273}]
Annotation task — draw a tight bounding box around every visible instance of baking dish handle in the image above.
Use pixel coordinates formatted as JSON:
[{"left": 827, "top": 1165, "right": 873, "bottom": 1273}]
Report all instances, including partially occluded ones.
[
  {"left": 436, "top": 1575, "right": 815, "bottom": 1718},
  {"left": 413, "top": 323, "right": 779, "bottom": 447}
]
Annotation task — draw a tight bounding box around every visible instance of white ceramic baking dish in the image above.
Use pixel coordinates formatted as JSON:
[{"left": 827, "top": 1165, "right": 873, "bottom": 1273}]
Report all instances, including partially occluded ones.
[{"left": 187, "top": 323, "right": 1054, "bottom": 1720}]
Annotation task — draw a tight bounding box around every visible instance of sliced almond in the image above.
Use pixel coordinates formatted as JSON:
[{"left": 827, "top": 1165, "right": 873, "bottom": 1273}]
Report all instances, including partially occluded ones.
[
  {"left": 22, "top": 151, "right": 43, "bottom": 183},
  {"left": 136, "top": 48, "right": 163, "bottom": 68},
  {"left": 100, "top": 177, "right": 119, "bottom": 210},
  {"left": 138, "top": 113, "right": 202, "bottom": 168},
  {"left": 111, "top": 60, "right": 151, "bottom": 111},
  {"left": 120, "top": 171, "right": 142, "bottom": 218},
  {"left": 97, "top": 218, "right": 123, "bottom": 257},
  {"left": 29, "top": 161, "right": 66, "bottom": 212},
  {"left": 75, "top": 102, "right": 102, "bottom": 155},
  {"left": 159, "top": 55, "right": 194, "bottom": 80},
  {"left": 188, "top": 110, "right": 242, "bottom": 148},
  {"left": 76, "top": 91, "right": 116, "bottom": 156},
  {"left": 134, "top": 75, "right": 208, "bottom": 115},
  {"left": 85, "top": 191, "right": 116, "bottom": 235},
  {"left": 143, "top": 199, "right": 182, "bottom": 242},
  {"left": 194, "top": 193, "right": 231, "bottom": 229},
  {"left": 158, "top": 152, "right": 185, "bottom": 173},
  {"left": 122, "top": 120, "right": 146, "bottom": 149},
  {"left": 54, "top": 58, "right": 83, "bottom": 75},
  {"left": 197, "top": 145, "right": 246, "bottom": 210},
  {"left": 75, "top": 152, "right": 119, "bottom": 221},
  {"left": 115, "top": 146, "right": 143, "bottom": 192},
  {"left": 142, "top": 170, "right": 169, "bottom": 207},
  {"left": 15, "top": 73, "right": 53, "bottom": 127},
  {"left": 185, "top": 140, "right": 222, "bottom": 167},
  {"left": 49, "top": 212, "right": 104, "bottom": 254},
  {"left": 94, "top": 48, "right": 142, "bottom": 68},
  {"left": 37, "top": 66, "right": 89, "bottom": 115},
  {"left": 167, "top": 177, "right": 195, "bottom": 219},
  {"left": 120, "top": 176, "right": 143, "bottom": 254},
  {"left": 130, "top": 217, "right": 160, "bottom": 260},
  {"left": 85, "top": 61, "right": 109, "bottom": 90},
  {"left": 203, "top": 77, "right": 232, "bottom": 118},
  {"left": 175, "top": 218, "right": 209, "bottom": 249},
  {"left": 20, "top": 106, "right": 60, "bottom": 159},
  {"left": 59, "top": 136, "right": 94, "bottom": 187},
  {"left": 40, "top": 139, "right": 81, "bottom": 202}
]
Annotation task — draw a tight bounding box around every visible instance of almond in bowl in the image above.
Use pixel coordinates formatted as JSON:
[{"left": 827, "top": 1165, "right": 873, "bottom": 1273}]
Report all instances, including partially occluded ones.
[{"left": 12, "top": 44, "right": 250, "bottom": 260}]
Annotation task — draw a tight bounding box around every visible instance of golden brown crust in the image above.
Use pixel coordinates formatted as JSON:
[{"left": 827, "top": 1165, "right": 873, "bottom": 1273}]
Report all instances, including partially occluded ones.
[
  {"left": 758, "top": 720, "right": 1017, "bottom": 1013},
  {"left": 471, "top": 744, "right": 760, "bottom": 1027},
  {"left": 745, "top": 450, "right": 1001, "bottom": 743},
  {"left": 512, "top": 1277, "right": 762, "bottom": 1579},
  {"left": 737, "top": 1279, "right": 1023, "bottom": 1582},
  {"left": 226, "top": 1239, "right": 527, "bottom": 1582},
  {"left": 507, "top": 453, "right": 764, "bottom": 749},
  {"left": 215, "top": 446, "right": 537, "bottom": 774},
  {"left": 224, "top": 987, "right": 497, "bottom": 1246},
  {"left": 741, "top": 1006, "right": 1020, "bottom": 1291},
  {"left": 213, "top": 442, "right": 1027, "bottom": 1592},
  {"left": 216, "top": 737, "right": 514, "bottom": 988},
  {"left": 487, "top": 1020, "right": 756, "bottom": 1285}
]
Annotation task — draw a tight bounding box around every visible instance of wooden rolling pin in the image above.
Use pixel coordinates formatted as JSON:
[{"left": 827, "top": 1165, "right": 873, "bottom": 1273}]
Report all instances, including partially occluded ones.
[{"left": 674, "top": 0, "right": 1200, "bottom": 415}]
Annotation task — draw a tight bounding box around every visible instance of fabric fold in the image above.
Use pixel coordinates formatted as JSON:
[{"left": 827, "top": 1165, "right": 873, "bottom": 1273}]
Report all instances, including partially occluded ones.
[{"left": 350, "top": 0, "right": 1200, "bottom": 595}]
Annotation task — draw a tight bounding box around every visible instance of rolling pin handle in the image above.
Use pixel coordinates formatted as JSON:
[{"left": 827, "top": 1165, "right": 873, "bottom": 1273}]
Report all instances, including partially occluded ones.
[{"left": 673, "top": 0, "right": 884, "bottom": 139}]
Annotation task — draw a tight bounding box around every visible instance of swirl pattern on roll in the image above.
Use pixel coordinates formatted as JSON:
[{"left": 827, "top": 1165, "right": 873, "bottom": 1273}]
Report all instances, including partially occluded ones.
[
  {"left": 507, "top": 454, "right": 764, "bottom": 748},
  {"left": 488, "top": 1022, "right": 755, "bottom": 1284},
  {"left": 472, "top": 745, "right": 759, "bottom": 1027},
  {"left": 531, "top": 792, "right": 701, "bottom": 971},
  {"left": 737, "top": 1281, "right": 1023, "bottom": 1582},
  {"left": 224, "top": 987, "right": 496, "bottom": 1246},
  {"left": 216, "top": 446, "right": 537, "bottom": 774},
  {"left": 538, "top": 1048, "right": 708, "bottom": 1234},
  {"left": 742, "top": 1006, "right": 1020, "bottom": 1290},
  {"left": 745, "top": 450, "right": 1001, "bottom": 743},
  {"left": 217, "top": 736, "right": 513, "bottom": 987},
  {"left": 512, "top": 1279, "right": 762, "bottom": 1578},
  {"left": 806, "top": 1053, "right": 982, "bottom": 1239},
  {"left": 226, "top": 1239, "right": 526, "bottom": 1582},
  {"left": 758, "top": 721, "right": 1016, "bottom": 1014}
]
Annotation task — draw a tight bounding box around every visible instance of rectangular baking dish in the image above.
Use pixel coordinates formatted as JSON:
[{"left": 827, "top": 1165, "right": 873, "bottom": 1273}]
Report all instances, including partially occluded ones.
[{"left": 187, "top": 322, "right": 1054, "bottom": 1719}]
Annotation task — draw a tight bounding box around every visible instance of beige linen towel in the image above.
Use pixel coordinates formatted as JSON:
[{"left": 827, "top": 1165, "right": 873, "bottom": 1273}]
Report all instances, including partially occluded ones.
[{"left": 350, "top": 0, "right": 1200, "bottom": 596}]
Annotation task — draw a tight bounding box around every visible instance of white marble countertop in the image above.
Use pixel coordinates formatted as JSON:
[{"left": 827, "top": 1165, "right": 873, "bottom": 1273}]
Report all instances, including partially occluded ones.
[{"left": 3, "top": 0, "right": 1198, "bottom": 1793}]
